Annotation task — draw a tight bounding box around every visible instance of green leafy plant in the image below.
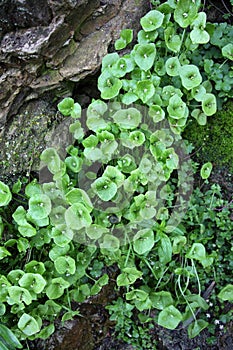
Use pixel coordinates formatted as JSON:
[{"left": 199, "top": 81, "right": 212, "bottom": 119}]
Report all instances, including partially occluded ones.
[{"left": 0, "top": 0, "right": 232, "bottom": 347}]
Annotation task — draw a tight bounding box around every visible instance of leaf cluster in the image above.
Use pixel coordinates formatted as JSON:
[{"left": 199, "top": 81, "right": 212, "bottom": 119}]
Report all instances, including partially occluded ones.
[
  {"left": 96, "top": 0, "right": 233, "bottom": 131},
  {"left": 0, "top": 0, "right": 232, "bottom": 346}
]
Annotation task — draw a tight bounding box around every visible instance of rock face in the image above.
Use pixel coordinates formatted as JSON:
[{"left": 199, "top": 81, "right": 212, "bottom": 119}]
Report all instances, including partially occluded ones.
[{"left": 0, "top": 0, "right": 149, "bottom": 181}]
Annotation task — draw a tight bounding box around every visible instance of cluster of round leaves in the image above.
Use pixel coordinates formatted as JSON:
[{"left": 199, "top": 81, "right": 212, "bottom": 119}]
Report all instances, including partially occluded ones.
[
  {"left": 0, "top": 169, "right": 111, "bottom": 341},
  {"left": 97, "top": 0, "right": 233, "bottom": 131},
  {"left": 0, "top": 92, "right": 191, "bottom": 340},
  {"left": 0, "top": 0, "right": 232, "bottom": 344}
]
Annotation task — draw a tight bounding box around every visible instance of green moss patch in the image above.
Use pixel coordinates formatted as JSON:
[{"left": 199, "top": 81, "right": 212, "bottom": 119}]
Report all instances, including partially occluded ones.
[{"left": 183, "top": 101, "right": 233, "bottom": 173}]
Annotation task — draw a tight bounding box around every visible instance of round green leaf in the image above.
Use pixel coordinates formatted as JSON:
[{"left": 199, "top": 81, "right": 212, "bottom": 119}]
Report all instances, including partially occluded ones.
[
  {"left": 19, "top": 273, "right": 47, "bottom": 294},
  {"left": 136, "top": 80, "right": 155, "bottom": 104},
  {"left": 45, "top": 277, "right": 70, "bottom": 299},
  {"left": 18, "top": 313, "right": 40, "bottom": 336},
  {"left": 65, "top": 203, "right": 92, "bottom": 230},
  {"left": 201, "top": 93, "right": 217, "bottom": 116},
  {"left": 117, "top": 154, "right": 137, "bottom": 173},
  {"left": 51, "top": 227, "right": 73, "bottom": 247},
  {"left": 85, "top": 224, "right": 108, "bottom": 240},
  {"left": 65, "top": 188, "right": 93, "bottom": 211},
  {"left": 7, "top": 286, "right": 32, "bottom": 305},
  {"left": 200, "top": 162, "right": 213, "bottom": 179},
  {"left": 28, "top": 194, "right": 52, "bottom": 220},
  {"left": 0, "top": 181, "right": 12, "bottom": 207},
  {"left": 13, "top": 206, "right": 28, "bottom": 226},
  {"left": 164, "top": 26, "right": 182, "bottom": 53},
  {"left": 133, "top": 229, "right": 154, "bottom": 255},
  {"left": 121, "top": 91, "right": 138, "bottom": 105},
  {"left": 18, "top": 223, "right": 37, "bottom": 237},
  {"left": 167, "top": 94, "right": 187, "bottom": 119},
  {"left": 190, "top": 12, "right": 209, "bottom": 44},
  {"left": 165, "top": 56, "right": 181, "bottom": 76},
  {"left": 150, "top": 291, "right": 174, "bottom": 310},
  {"left": 101, "top": 53, "right": 119, "bottom": 71},
  {"left": 140, "top": 10, "right": 164, "bottom": 32},
  {"left": 179, "top": 64, "right": 202, "bottom": 90},
  {"left": 86, "top": 99, "right": 108, "bottom": 132},
  {"left": 49, "top": 206, "right": 66, "bottom": 226},
  {"left": 58, "top": 97, "right": 74, "bottom": 116},
  {"left": 191, "top": 109, "right": 207, "bottom": 125},
  {"left": 174, "top": 0, "right": 198, "bottom": 28},
  {"left": 70, "top": 102, "right": 81, "bottom": 118},
  {"left": 36, "top": 324, "right": 55, "bottom": 340},
  {"left": 116, "top": 267, "right": 142, "bottom": 286},
  {"left": 137, "top": 29, "right": 158, "bottom": 44},
  {"left": 158, "top": 305, "right": 182, "bottom": 329},
  {"left": 188, "top": 319, "right": 208, "bottom": 339},
  {"left": 222, "top": 43, "right": 233, "bottom": 60},
  {"left": 161, "top": 85, "right": 182, "bottom": 106},
  {"left": 127, "top": 130, "right": 146, "bottom": 148},
  {"left": 7, "top": 269, "right": 25, "bottom": 284},
  {"left": 25, "top": 261, "right": 46, "bottom": 275},
  {"left": 65, "top": 156, "right": 82, "bottom": 173},
  {"left": 191, "top": 85, "right": 206, "bottom": 102},
  {"left": 149, "top": 105, "right": 165, "bottom": 123},
  {"left": 91, "top": 176, "right": 117, "bottom": 201},
  {"left": 190, "top": 28, "right": 210, "bottom": 44},
  {"left": 218, "top": 284, "right": 233, "bottom": 301},
  {"left": 82, "top": 135, "right": 98, "bottom": 148},
  {"left": 83, "top": 147, "right": 103, "bottom": 162},
  {"left": 186, "top": 242, "right": 206, "bottom": 260},
  {"left": 69, "top": 121, "right": 84, "bottom": 140},
  {"left": 111, "top": 57, "right": 135, "bottom": 78},
  {"left": 115, "top": 29, "right": 133, "bottom": 50},
  {"left": 49, "top": 244, "right": 70, "bottom": 261},
  {"left": 40, "top": 148, "right": 64, "bottom": 175},
  {"left": 133, "top": 43, "right": 156, "bottom": 71},
  {"left": 103, "top": 166, "right": 125, "bottom": 187},
  {"left": 172, "top": 236, "right": 187, "bottom": 254},
  {"left": 112, "top": 107, "right": 142, "bottom": 129},
  {"left": 98, "top": 70, "right": 122, "bottom": 100},
  {"left": 54, "top": 256, "right": 76, "bottom": 275}
]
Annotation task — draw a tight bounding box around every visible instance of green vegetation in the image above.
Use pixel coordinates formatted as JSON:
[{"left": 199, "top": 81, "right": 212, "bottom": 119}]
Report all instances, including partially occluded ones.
[
  {"left": 0, "top": 0, "right": 233, "bottom": 348},
  {"left": 183, "top": 101, "right": 233, "bottom": 173}
]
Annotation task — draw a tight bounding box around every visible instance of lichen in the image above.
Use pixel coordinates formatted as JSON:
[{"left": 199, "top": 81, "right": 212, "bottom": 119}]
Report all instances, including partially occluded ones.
[
  {"left": 183, "top": 101, "right": 233, "bottom": 173},
  {"left": 0, "top": 100, "right": 63, "bottom": 184}
]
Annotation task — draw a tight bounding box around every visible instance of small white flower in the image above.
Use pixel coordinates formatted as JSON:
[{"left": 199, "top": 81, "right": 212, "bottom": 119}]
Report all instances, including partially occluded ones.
[
  {"left": 214, "top": 320, "right": 220, "bottom": 325},
  {"left": 206, "top": 313, "right": 211, "bottom": 318},
  {"left": 219, "top": 324, "right": 224, "bottom": 330}
]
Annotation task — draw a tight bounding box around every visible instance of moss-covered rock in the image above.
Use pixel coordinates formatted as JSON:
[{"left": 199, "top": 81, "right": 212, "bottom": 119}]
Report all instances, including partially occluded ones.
[
  {"left": 183, "top": 101, "right": 233, "bottom": 173},
  {"left": 0, "top": 99, "right": 64, "bottom": 184}
]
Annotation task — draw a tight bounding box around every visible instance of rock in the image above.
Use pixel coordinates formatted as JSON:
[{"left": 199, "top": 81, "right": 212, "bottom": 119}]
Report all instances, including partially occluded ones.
[
  {"left": 0, "top": 99, "right": 60, "bottom": 183},
  {"left": 0, "top": 0, "right": 149, "bottom": 180},
  {"left": 0, "top": 0, "right": 149, "bottom": 123}
]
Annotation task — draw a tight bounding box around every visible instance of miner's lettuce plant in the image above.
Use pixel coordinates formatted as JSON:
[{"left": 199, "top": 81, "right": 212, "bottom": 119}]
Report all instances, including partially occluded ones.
[
  {"left": 97, "top": 0, "right": 233, "bottom": 131},
  {"left": 0, "top": 0, "right": 233, "bottom": 346}
]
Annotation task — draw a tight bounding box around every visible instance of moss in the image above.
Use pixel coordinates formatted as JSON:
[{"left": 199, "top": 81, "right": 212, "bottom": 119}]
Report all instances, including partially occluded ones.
[
  {"left": 0, "top": 99, "right": 64, "bottom": 185},
  {"left": 183, "top": 101, "right": 233, "bottom": 173}
]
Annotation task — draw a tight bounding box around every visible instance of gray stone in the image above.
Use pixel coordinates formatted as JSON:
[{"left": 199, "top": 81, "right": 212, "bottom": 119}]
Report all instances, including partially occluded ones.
[{"left": 0, "top": 0, "right": 149, "bottom": 180}]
